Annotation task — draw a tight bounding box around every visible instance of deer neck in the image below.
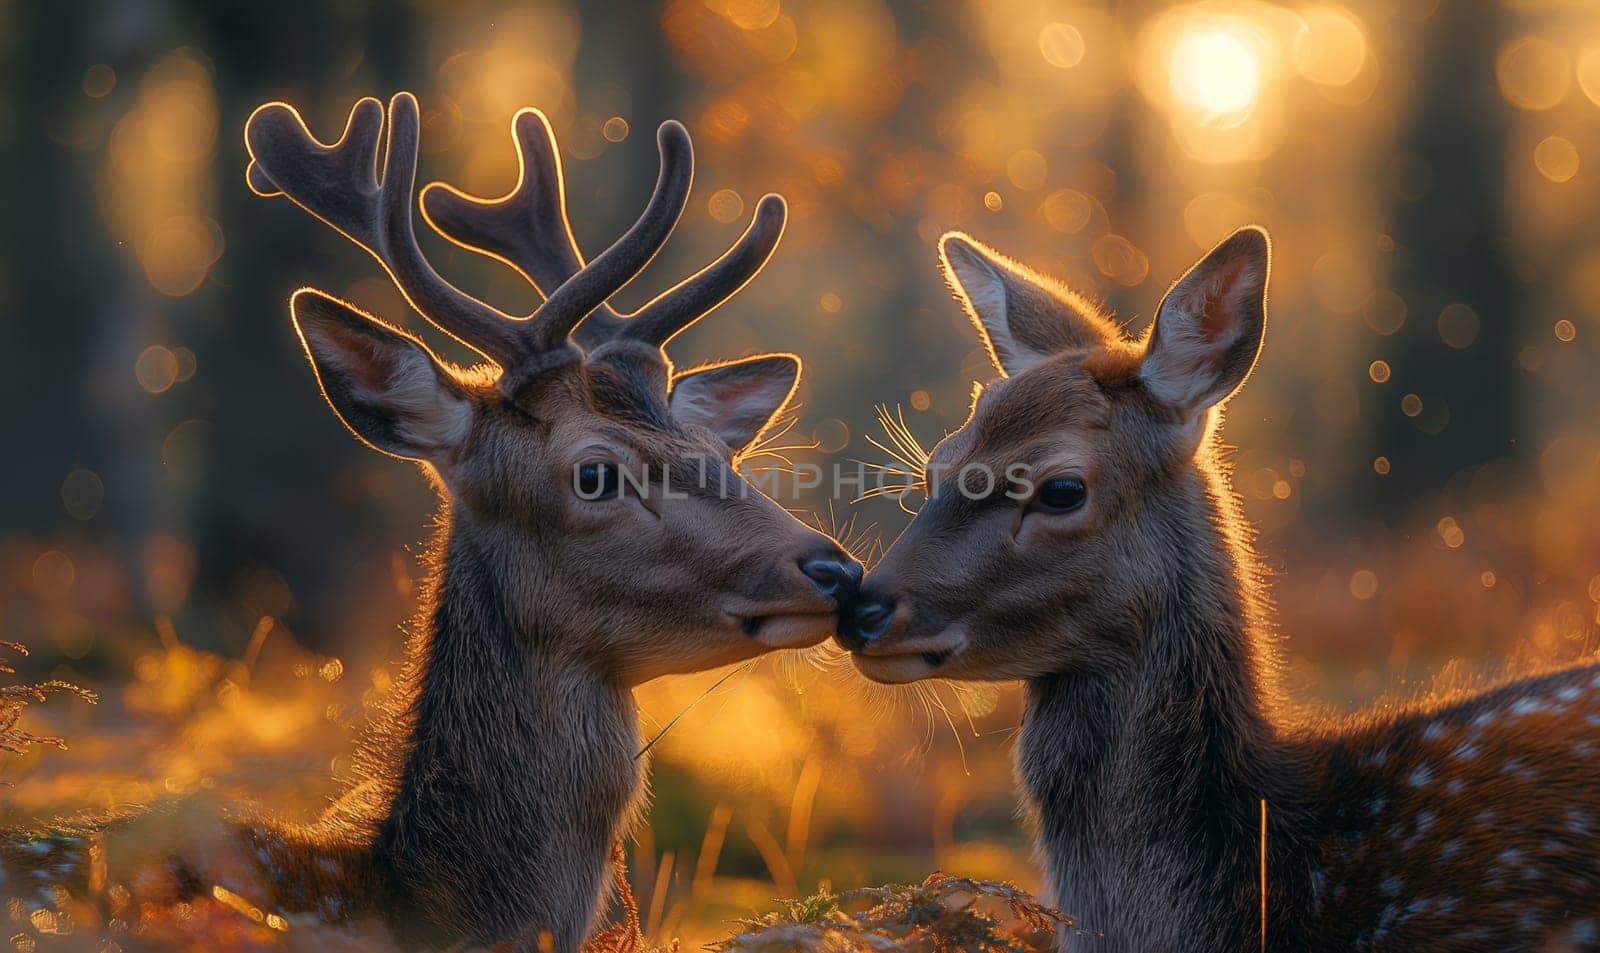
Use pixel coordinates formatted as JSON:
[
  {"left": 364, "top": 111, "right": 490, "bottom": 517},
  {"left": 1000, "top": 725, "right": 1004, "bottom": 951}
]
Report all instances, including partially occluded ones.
[
  {"left": 1017, "top": 471, "right": 1314, "bottom": 952},
  {"left": 370, "top": 504, "right": 645, "bottom": 952}
]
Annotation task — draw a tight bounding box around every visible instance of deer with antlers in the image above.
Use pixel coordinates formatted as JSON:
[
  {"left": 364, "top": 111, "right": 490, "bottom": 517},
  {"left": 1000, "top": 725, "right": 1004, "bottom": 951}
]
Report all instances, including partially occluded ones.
[
  {"left": 837, "top": 226, "right": 1600, "bottom": 951},
  {"left": 1, "top": 93, "right": 859, "bottom": 951}
]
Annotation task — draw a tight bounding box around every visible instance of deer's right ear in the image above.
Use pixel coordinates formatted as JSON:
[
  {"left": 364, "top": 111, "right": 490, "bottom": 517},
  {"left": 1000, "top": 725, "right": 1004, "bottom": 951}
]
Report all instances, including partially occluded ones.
[
  {"left": 938, "top": 232, "right": 1111, "bottom": 377},
  {"left": 291, "top": 289, "right": 473, "bottom": 462}
]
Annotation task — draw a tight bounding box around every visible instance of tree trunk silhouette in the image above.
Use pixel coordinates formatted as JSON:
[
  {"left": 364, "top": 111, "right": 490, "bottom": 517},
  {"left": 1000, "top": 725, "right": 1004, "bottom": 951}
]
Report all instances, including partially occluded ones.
[
  {"left": 183, "top": 0, "right": 421, "bottom": 650},
  {"left": 0, "top": 2, "right": 123, "bottom": 536},
  {"left": 1370, "top": 1, "right": 1520, "bottom": 518}
]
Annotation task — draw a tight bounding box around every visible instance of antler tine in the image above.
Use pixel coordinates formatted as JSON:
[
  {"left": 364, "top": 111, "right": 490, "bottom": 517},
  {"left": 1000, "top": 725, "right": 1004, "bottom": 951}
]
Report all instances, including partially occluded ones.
[
  {"left": 420, "top": 109, "right": 627, "bottom": 337},
  {"left": 245, "top": 97, "right": 384, "bottom": 238},
  {"left": 246, "top": 92, "right": 527, "bottom": 365},
  {"left": 521, "top": 120, "right": 694, "bottom": 353},
  {"left": 419, "top": 115, "right": 721, "bottom": 353},
  {"left": 615, "top": 193, "right": 788, "bottom": 348}
]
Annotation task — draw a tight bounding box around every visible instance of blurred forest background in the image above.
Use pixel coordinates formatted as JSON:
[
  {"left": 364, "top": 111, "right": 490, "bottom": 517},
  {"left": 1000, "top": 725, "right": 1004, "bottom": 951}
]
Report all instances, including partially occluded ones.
[{"left": 2, "top": 0, "right": 1600, "bottom": 945}]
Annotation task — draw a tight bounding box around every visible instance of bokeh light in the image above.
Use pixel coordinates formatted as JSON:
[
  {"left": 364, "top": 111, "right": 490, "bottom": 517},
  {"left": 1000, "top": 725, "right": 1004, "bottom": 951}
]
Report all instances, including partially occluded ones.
[
  {"left": 60, "top": 468, "right": 105, "bottom": 521},
  {"left": 1038, "top": 22, "right": 1086, "bottom": 69},
  {"left": 707, "top": 188, "right": 745, "bottom": 223},
  {"left": 82, "top": 64, "right": 115, "bottom": 99},
  {"left": 1496, "top": 36, "right": 1570, "bottom": 111},
  {"left": 1437, "top": 302, "right": 1481, "bottom": 350},
  {"left": 1291, "top": 5, "right": 1367, "bottom": 87},
  {"left": 1579, "top": 40, "right": 1600, "bottom": 108},
  {"left": 135, "top": 345, "right": 180, "bottom": 394},
  {"left": 1535, "top": 135, "right": 1580, "bottom": 184},
  {"left": 1364, "top": 289, "right": 1408, "bottom": 335}
]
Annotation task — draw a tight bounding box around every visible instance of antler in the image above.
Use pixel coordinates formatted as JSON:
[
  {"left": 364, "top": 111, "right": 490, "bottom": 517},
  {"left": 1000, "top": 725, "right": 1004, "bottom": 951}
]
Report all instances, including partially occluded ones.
[
  {"left": 419, "top": 107, "right": 787, "bottom": 352},
  {"left": 244, "top": 92, "right": 699, "bottom": 390}
]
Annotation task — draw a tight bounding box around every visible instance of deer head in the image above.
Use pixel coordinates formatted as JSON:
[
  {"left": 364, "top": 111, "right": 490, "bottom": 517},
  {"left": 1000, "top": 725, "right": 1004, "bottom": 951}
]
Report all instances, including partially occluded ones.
[
  {"left": 838, "top": 226, "right": 1269, "bottom": 683},
  {"left": 246, "top": 93, "right": 857, "bottom": 685}
]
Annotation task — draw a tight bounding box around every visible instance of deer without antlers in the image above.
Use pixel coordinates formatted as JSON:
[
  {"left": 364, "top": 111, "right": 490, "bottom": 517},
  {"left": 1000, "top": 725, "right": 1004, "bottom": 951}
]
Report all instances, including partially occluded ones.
[
  {"left": 837, "top": 226, "right": 1600, "bottom": 951},
  {"left": 1, "top": 92, "right": 859, "bottom": 952}
]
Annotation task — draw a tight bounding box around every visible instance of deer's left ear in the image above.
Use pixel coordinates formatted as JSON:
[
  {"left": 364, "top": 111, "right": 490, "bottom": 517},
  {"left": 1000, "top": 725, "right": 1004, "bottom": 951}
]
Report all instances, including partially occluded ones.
[
  {"left": 1140, "top": 226, "right": 1270, "bottom": 415},
  {"left": 670, "top": 354, "right": 800, "bottom": 451}
]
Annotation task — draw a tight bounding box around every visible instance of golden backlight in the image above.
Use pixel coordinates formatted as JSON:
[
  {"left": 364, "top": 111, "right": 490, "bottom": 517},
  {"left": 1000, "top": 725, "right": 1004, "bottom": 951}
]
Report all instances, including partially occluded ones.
[{"left": 1167, "top": 19, "right": 1264, "bottom": 129}]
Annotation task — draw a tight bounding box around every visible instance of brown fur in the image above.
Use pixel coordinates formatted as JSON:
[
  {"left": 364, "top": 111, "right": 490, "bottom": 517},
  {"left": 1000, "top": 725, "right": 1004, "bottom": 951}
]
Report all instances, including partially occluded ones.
[
  {"left": 843, "top": 227, "right": 1600, "bottom": 951},
  {"left": 1, "top": 97, "right": 855, "bottom": 953}
]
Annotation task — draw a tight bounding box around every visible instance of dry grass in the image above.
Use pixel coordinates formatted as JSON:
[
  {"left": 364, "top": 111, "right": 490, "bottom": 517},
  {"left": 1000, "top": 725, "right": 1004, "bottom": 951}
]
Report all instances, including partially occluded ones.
[
  {"left": 582, "top": 853, "right": 1071, "bottom": 953},
  {"left": 707, "top": 873, "right": 1071, "bottom": 953},
  {"left": 0, "top": 631, "right": 1069, "bottom": 952},
  {"left": 0, "top": 641, "right": 95, "bottom": 757},
  {"left": 581, "top": 844, "right": 681, "bottom": 953}
]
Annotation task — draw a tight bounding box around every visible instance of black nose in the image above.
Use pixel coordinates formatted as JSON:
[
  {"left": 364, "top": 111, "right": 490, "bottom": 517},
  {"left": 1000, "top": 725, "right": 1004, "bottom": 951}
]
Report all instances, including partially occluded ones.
[
  {"left": 799, "top": 554, "right": 863, "bottom": 601},
  {"left": 836, "top": 595, "right": 895, "bottom": 652}
]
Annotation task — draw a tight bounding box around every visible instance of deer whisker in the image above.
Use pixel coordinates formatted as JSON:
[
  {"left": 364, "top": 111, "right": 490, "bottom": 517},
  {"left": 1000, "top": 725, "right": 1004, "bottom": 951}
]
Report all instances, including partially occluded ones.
[{"left": 635, "top": 661, "right": 758, "bottom": 760}]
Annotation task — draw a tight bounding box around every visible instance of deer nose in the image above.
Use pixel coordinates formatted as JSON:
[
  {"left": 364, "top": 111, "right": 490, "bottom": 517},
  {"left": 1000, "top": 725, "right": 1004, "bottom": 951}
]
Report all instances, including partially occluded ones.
[
  {"left": 836, "top": 596, "right": 896, "bottom": 652},
  {"left": 799, "top": 554, "right": 863, "bottom": 602}
]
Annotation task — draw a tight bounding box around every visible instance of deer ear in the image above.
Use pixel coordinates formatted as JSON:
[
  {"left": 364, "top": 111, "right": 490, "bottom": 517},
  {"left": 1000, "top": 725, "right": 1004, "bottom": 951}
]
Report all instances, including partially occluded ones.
[
  {"left": 291, "top": 289, "right": 473, "bottom": 461},
  {"left": 1140, "top": 227, "right": 1270, "bottom": 415},
  {"left": 670, "top": 354, "right": 800, "bottom": 452},
  {"left": 939, "top": 232, "right": 1112, "bottom": 377}
]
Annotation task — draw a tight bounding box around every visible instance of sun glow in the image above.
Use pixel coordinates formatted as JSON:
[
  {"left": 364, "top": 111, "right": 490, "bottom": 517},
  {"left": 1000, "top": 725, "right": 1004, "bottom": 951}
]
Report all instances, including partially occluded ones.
[
  {"left": 1135, "top": 6, "right": 1292, "bottom": 162},
  {"left": 1167, "top": 20, "right": 1263, "bottom": 128}
]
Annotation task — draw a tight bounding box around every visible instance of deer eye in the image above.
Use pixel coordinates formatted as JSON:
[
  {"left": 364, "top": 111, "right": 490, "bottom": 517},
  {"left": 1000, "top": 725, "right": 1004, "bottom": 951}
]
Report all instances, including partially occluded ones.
[
  {"left": 1036, "top": 477, "right": 1087, "bottom": 513},
  {"left": 575, "top": 461, "right": 623, "bottom": 500}
]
